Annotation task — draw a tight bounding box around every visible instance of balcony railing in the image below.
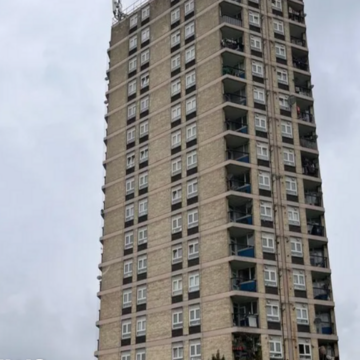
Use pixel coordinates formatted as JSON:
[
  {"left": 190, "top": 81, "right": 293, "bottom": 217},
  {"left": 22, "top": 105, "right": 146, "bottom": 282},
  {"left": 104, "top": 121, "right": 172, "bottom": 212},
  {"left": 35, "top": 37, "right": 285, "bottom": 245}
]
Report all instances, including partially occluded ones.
[
  {"left": 227, "top": 149, "right": 250, "bottom": 163},
  {"left": 298, "top": 112, "right": 314, "bottom": 123},
  {"left": 223, "top": 65, "right": 245, "bottom": 79},
  {"left": 307, "top": 223, "right": 324, "bottom": 236},
  {"left": 230, "top": 242, "right": 255, "bottom": 257},
  {"left": 313, "top": 286, "right": 331, "bottom": 301},
  {"left": 291, "top": 36, "right": 306, "bottom": 47},
  {"left": 305, "top": 192, "right": 321, "bottom": 206},
  {"left": 293, "top": 58, "right": 309, "bottom": 71},
  {"left": 295, "top": 86, "right": 312, "bottom": 97},
  {"left": 224, "top": 92, "right": 247, "bottom": 105},
  {"left": 226, "top": 118, "right": 248, "bottom": 133},
  {"left": 229, "top": 209, "right": 253, "bottom": 225},
  {"left": 228, "top": 179, "right": 251, "bottom": 193},
  {"left": 316, "top": 319, "right": 333, "bottom": 335},
  {"left": 288, "top": 10, "right": 305, "bottom": 23},
  {"left": 302, "top": 159, "right": 318, "bottom": 177},
  {"left": 221, "top": 15, "right": 242, "bottom": 27},
  {"left": 232, "top": 277, "right": 257, "bottom": 292},
  {"left": 221, "top": 38, "right": 244, "bottom": 52},
  {"left": 310, "top": 254, "right": 328, "bottom": 268},
  {"left": 233, "top": 313, "right": 258, "bottom": 327},
  {"left": 300, "top": 137, "right": 317, "bottom": 150}
]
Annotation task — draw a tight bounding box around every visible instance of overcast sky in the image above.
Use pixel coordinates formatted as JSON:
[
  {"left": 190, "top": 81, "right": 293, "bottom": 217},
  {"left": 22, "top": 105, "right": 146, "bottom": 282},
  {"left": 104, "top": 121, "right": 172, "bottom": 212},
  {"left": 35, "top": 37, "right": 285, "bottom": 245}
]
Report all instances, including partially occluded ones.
[{"left": 0, "top": 0, "right": 358, "bottom": 359}]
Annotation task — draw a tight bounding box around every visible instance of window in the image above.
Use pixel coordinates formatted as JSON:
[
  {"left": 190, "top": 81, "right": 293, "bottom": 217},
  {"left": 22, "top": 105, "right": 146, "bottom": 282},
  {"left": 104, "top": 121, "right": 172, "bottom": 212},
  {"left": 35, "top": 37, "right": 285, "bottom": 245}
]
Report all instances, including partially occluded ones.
[
  {"left": 266, "top": 301, "right": 280, "bottom": 322},
  {"left": 186, "top": 123, "right": 197, "bottom": 141},
  {"left": 172, "top": 276, "right": 183, "bottom": 295},
  {"left": 138, "top": 226, "right": 148, "bottom": 244},
  {"left": 123, "top": 289, "right": 132, "bottom": 308},
  {"left": 125, "top": 204, "right": 135, "bottom": 221},
  {"left": 252, "top": 61, "right": 264, "bottom": 77},
  {"left": 126, "top": 152, "right": 135, "bottom": 169},
  {"left": 290, "top": 238, "right": 302, "bottom": 257},
  {"left": 185, "top": 0, "right": 194, "bottom": 14},
  {"left": 126, "top": 177, "right": 135, "bottom": 194},
  {"left": 124, "top": 231, "right": 134, "bottom": 249},
  {"left": 254, "top": 87, "right": 265, "bottom": 103},
  {"left": 262, "top": 233, "right": 275, "bottom": 253},
  {"left": 298, "top": 339, "right": 312, "bottom": 360},
  {"left": 187, "top": 150, "right": 197, "bottom": 169},
  {"left": 260, "top": 202, "right": 273, "bottom": 221},
  {"left": 185, "top": 71, "right": 196, "bottom": 88},
  {"left": 187, "top": 209, "right": 198, "bottom": 228},
  {"left": 188, "top": 240, "right": 199, "bottom": 259},
  {"left": 281, "top": 121, "right": 292, "bottom": 137},
  {"left": 128, "top": 80, "right": 137, "bottom": 95},
  {"left": 249, "top": 11, "right": 260, "bottom": 26},
  {"left": 172, "top": 215, "right": 183, "bottom": 233},
  {"left": 250, "top": 35, "right": 262, "bottom": 51},
  {"left": 172, "top": 186, "right": 182, "bottom": 204},
  {"left": 140, "top": 73, "right": 149, "bottom": 88},
  {"left": 288, "top": 206, "right": 300, "bottom": 225},
  {"left": 137, "top": 286, "right": 147, "bottom": 304},
  {"left": 172, "top": 104, "right": 181, "bottom": 121},
  {"left": 259, "top": 171, "right": 271, "bottom": 190},
  {"left": 186, "top": 97, "right": 196, "bottom": 114},
  {"left": 130, "top": 14, "right": 138, "bottom": 28},
  {"left": 141, "top": 28, "right": 149, "bottom": 43},
  {"left": 141, "top": 50, "right": 150, "bottom": 64},
  {"left": 137, "top": 255, "right": 147, "bottom": 274},
  {"left": 172, "top": 308, "right": 183, "bottom": 329},
  {"left": 136, "top": 350, "right": 146, "bottom": 360},
  {"left": 171, "top": 55, "right": 181, "bottom": 70},
  {"left": 171, "top": 79, "right": 181, "bottom": 95},
  {"left": 188, "top": 272, "right": 199, "bottom": 292},
  {"left": 138, "top": 198, "right": 148, "bottom": 216},
  {"left": 136, "top": 317, "right": 146, "bottom": 336},
  {"left": 122, "top": 352, "right": 131, "bottom": 360},
  {"left": 140, "top": 146, "right": 149, "bottom": 162},
  {"left": 275, "top": 43, "right": 286, "bottom": 58},
  {"left": 124, "top": 259, "right": 133, "bottom": 278},
  {"left": 172, "top": 245, "right": 183, "bottom": 264},
  {"left": 140, "top": 96, "right": 149, "bottom": 112},
  {"left": 279, "top": 94, "right": 289, "bottom": 109},
  {"left": 141, "top": 6, "right": 150, "bottom": 19},
  {"left": 265, "top": 266, "right": 277, "bottom": 286},
  {"left": 129, "top": 57, "right": 137, "bottom": 72},
  {"left": 269, "top": 337, "right": 283, "bottom": 359},
  {"left": 171, "top": 8, "right": 180, "bottom": 23},
  {"left": 189, "top": 305, "right": 200, "bottom": 326},
  {"left": 187, "top": 179, "right": 198, "bottom": 198},
  {"left": 293, "top": 270, "right": 306, "bottom": 290},
  {"left": 255, "top": 113, "right": 267, "bottom": 131},
  {"left": 273, "top": 19, "right": 284, "bottom": 34},
  {"left": 272, "top": 0, "right": 282, "bottom": 10},
  {"left": 172, "top": 343, "right": 184, "bottom": 360},
  {"left": 140, "top": 121, "right": 149, "bottom": 137},
  {"left": 128, "top": 103, "right": 136, "bottom": 119},
  {"left": 189, "top": 341, "right": 201, "bottom": 360},
  {"left": 185, "top": 46, "right": 195, "bottom": 63},
  {"left": 122, "top": 320, "right": 132, "bottom": 339},
  {"left": 283, "top": 148, "right": 295, "bottom": 166},
  {"left": 127, "top": 128, "right": 135, "bottom": 143},
  {"left": 286, "top": 177, "right": 297, "bottom": 195},
  {"left": 171, "top": 31, "right": 181, "bottom": 47},
  {"left": 172, "top": 157, "right": 182, "bottom": 175},
  {"left": 129, "top": 35, "right": 137, "bottom": 50},
  {"left": 171, "top": 130, "right": 181, "bottom": 148},
  {"left": 277, "top": 68, "right": 288, "bottom": 84},
  {"left": 257, "top": 142, "right": 269, "bottom": 160},
  {"left": 139, "top": 172, "right": 148, "bottom": 189},
  {"left": 296, "top": 304, "right": 309, "bottom": 324},
  {"left": 185, "top": 22, "right": 195, "bottom": 38}
]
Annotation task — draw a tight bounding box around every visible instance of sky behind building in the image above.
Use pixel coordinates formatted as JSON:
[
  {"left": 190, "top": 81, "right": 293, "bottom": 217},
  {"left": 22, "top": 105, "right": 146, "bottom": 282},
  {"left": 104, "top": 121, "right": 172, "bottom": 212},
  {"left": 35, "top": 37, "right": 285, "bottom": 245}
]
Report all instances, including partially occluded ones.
[{"left": 0, "top": 0, "right": 358, "bottom": 358}]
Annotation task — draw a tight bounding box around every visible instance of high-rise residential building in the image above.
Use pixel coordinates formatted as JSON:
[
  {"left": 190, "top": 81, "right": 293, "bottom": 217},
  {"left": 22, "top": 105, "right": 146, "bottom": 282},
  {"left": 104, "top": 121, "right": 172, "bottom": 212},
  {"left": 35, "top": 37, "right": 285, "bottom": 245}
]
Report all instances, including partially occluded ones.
[{"left": 97, "top": 0, "right": 340, "bottom": 360}]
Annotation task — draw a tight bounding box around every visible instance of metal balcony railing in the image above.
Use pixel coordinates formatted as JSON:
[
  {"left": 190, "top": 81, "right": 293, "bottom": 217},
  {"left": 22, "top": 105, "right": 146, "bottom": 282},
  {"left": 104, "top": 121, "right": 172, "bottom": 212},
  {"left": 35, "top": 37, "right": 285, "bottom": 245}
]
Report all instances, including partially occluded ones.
[
  {"left": 302, "top": 159, "right": 318, "bottom": 177},
  {"left": 228, "top": 209, "right": 253, "bottom": 225},
  {"left": 228, "top": 179, "right": 251, "bottom": 193},
  {"left": 293, "top": 58, "right": 309, "bottom": 71},
  {"left": 313, "top": 286, "right": 331, "bottom": 301},
  {"left": 310, "top": 254, "right": 328, "bottom": 268},
  {"left": 221, "top": 15, "right": 242, "bottom": 27},
  {"left": 300, "top": 137, "right": 317, "bottom": 150},
  {"left": 295, "top": 86, "right": 312, "bottom": 97},
  {"left": 316, "top": 319, "right": 333, "bottom": 335},
  {"left": 221, "top": 38, "right": 244, "bottom": 52},
  {"left": 224, "top": 92, "right": 247, "bottom": 105},
  {"left": 298, "top": 112, "right": 314, "bottom": 123},
  {"left": 232, "top": 277, "right": 257, "bottom": 292},
  {"left": 225, "top": 118, "right": 248, "bottom": 133},
  {"left": 305, "top": 192, "right": 322, "bottom": 206},
  {"left": 288, "top": 11, "right": 305, "bottom": 24},
  {"left": 233, "top": 313, "right": 258, "bottom": 327},
  {"left": 227, "top": 149, "right": 250, "bottom": 163},
  {"left": 230, "top": 243, "right": 255, "bottom": 257},
  {"left": 223, "top": 65, "right": 245, "bottom": 78},
  {"left": 291, "top": 36, "right": 306, "bottom": 47},
  {"left": 307, "top": 223, "right": 324, "bottom": 236}
]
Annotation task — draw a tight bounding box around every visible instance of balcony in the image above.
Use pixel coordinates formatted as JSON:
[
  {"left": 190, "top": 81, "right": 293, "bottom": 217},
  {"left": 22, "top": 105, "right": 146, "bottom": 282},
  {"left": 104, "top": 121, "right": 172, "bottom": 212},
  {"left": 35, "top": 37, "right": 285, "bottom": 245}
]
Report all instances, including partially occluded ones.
[
  {"left": 229, "top": 201, "right": 253, "bottom": 225},
  {"left": 231, "top": 273, "right": 257, "bottom": 293},
  {"left": 293, "top": 56, "right": 309, "bottom": 72},
  {"left": 300, "top": 131, "right": 317, "bottom": 150},
  {"left": 221, "top": 15, "right": 242, "bottom": 28},
  {"left": 305, "top": 191, "right": 322, "bottom": 206},
  {"left": 230, "top": 233, "right": 255, "bottom": 258},
  {"left": 224, "top": 92, "right": 247, "bottom": 106},
  {"left": 288, "top": 6, "right": 305, "bottom": 24},
  {"left": 233, "top": 301, "right": 258, "bottom": 328},
  {"left": 223, "top": 64, "right": 245, "bottom": 79},
  {"left": 221, "top": 26, "right": 244, "bottom": 53},
  {"left": 318, "top": 341, "right": 339, "bottom": 360},
  {"left": 307, "top": 217, "right": 325, "bottom": 237},
  {"left": 313, "top": 282, "right": 331, "bottom": 301},
  {"left": 221, "top": 38, "right": 244, "bottom": 52},
  {"left": 302, "top": 157, "right": 319, "bottom": 177},
  {"left": 233, "top": 334, "right": 261, "bottom": 360},
  {"left": 228, "top": 172, "right": 251, "bottom": 194},
  {"left": 291, "top": 36, "right": 306, "bottom": 48},
  {"left": 295, "top": 86, "right": 312, "bottom": 98},
  {"left": 226, "top": 116, "right": 248, "bottom": 133},
  {"left": 310, "top": 251, "right": 328, "bottom": 268}
]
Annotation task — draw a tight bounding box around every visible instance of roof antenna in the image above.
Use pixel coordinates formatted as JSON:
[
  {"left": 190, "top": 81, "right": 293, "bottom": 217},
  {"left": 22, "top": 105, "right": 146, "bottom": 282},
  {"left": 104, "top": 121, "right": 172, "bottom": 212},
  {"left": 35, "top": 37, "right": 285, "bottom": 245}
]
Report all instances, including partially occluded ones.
[{"left": 112, "top": 0, "right": 126, "bottom": 21}]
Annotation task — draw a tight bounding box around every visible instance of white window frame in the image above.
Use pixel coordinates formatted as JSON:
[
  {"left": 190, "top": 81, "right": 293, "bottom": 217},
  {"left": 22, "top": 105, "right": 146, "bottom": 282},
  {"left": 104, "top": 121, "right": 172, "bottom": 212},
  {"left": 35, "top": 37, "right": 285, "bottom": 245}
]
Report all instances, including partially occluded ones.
[
  {"left": 172, "top": 186, "right": 182, "bottom": 204},
  {"left": 258, "top": 171, "right": 271, "bottom": 190},
  {"left": 124, "top": 259, "right": 133, "bottom": 278},
  {"left": 129, "top": 57, "right": 137, "bottom": 72},
  {"left": 187, "top": 208, "right": 198, "bottom": 228},
  {"left": 171, "top": 54, "right": 181, "bottom": 71},
  {"left": 172, "top": 308, "right": 183, "bottom": 329},
  {"left": 254, "top": 87, "right": 266, "bottom": 104},
  {"left": 288, "top": 206, "right": 300, "bottom": 225},
  {"left": 172, "top": 343, "right": 184, "bottom": 360},
  {"left": 262, "top": 233, "right": 275, "bottom": 253},
  {"left": 125, "top": 177, "right": 135, "bottom": 195},
  {"left": 264, "top": 266, "right": 277, "bottom": 287},
  {"left": 172, "top": 276, "right": 183, "bottom": 296},
  {"left": 139, "top": 172, "right": 148, "bottom": 189},
  {"left": 269, "top": 337, "right": 283, "bottom": 359},
  {"left": 283, "top": 148, "right": 295, "bottom": 166},
  {"left": 185, "top": 0, "right": 194, "bottom": 15},
  {"left": 171, "top": 31, "right": 181, "bottom": 47},
  {"left": 298, "top": 339, "right": 312, "bottom": 360},
  {"left": 139, "top": 120, "right": 149, "bottom": 137},
  {"left": 272, "top": 0, "right": 282, "bottom": 10},
  {"left": 136, "top": 350, "right": 146, "bottom": 360},
  {"left": 137, "top": 286, "right": 147, "bottom": 304},
  {"left": 123, "top": 289, "right": 132, "bottom": 308},
  {"left": 290, "top": 238, "right": 303, "bottom": 257},
  {"left": 128, "top": 80, "right": 137, "bottom": 96},
  {"left": 140, "top": 96, "right": 149, "bottom": 112},
  {"left": 129, "top": 35, "right": 137, "bottom": 50},
  {"left": 273, "top": 19, "right": 284, "bottom": 34},
  {"left": 185, "top": 22, "right": 195, "bottom": 39},
  {"left": 136, "top": 317, "right": 146, "bottom": 336},
  {"left": 185, "top": 71, "right": 196, "bottom": 89},
  {"left": 188, "top": 272, "right": 199, "bottom": 292},
  {"left": 252, "top": 61, "right": 264, "bottom": 77},
  {"left": 141, "top": 6, "right": 150, "bottom": 20},
  {"left": 172, "top": 157, "right": 182, "bottom": 175},
  {"left": 137, "top": 255, "right": 147, "bottom": 274},
  {"left": 138, "top": 226, "right": 148, "bottom": 245},
  {"left": 185, "top": 46, "right": 195, "bottom": 63},
  {"left": 186, "top": 123, "right": 197, "bottom": 141},
  {"left": 260, "top": 202, "right": 273, "bottom": 221},
  {"left": 189, "top": 305, "right": 201, "bottom": 326},
  {"left": 171, "top": 8, "right": 180, "bottom": 24},
  {"left": 141, "top": 50, "right": 150, "bottom": 64},
  {"left": 279, "top": 94, "right": 290, "bottom": 109},
  {"left": 186, "top": 97, "right": 196, "bottom": 114},
  {"left": 187, "top": 179, "right": 198, "bottom": 198},
  {"left": 257, "top": 142, "right": 269, "bottom": 160},
  {"left": 189, "top": 341, "right": 201, "bottom": 360},
  {"left": 124, "top": 231, "right": 134, "bottom": 249},
  {"left": 277, "top": 68, "right": 288, "bottom": 84},
  {"left": 122, "top": 352, "right": 131, "bottom": 360},
  {"left": 171, "top": 78, "right": 181, "bottom": 96},
  {"left": 125, "top": 203, "right": 135, "bottom": 221},
  {"left": 172, "top": 215, "right": 183, "bottom": 233},
  {"left": 140, "top": 73, "right": 149, "bottom": 88},
  {"left": 250, "top": 35, "right": 262, "bottom": 51},
  {"left": 188, "top": 240, "right": 199, "bottom": 259},
  {"left": 122, "top": 320, "right": 132, "bottom": 339},
  {"left": 172, "top": 104, "right": 181, "bottom": 121},
  {"left": 286, "top": 177, "right": 297, "bottom": 195},
  {"left": 281, "top": 120, "right": 293, "bottom": 138},
  {"left": 171, "top": 130, "right": 181, "bottom": 148},
  {"left": 293, "top": 270, "right": 306, "bottom": 290},
  {"left": 126, "top": 152, "right": 135, "bottom": 169},
  {"left": 130, "top": 14, "right": 138, "bottom": 28},
  {"left": 255, "top": 113, "right": 267, "bottom": 131},
  {"left": 127, "top": 103, "right": 136, "bottom": 119},
  {"left": 266, "top": 300, "right": 280, "bottom": 322},
  {"left": 275, "top": 43, "right": 287, "bottom": 59},
  {"left": 139, "top": 146, "right": 149, "bottom": 162},
  {"left": 249, "top": 11, "right": 261, "bottom": 26},
  {"left": 296, "top": 304, "right": 309, "bottom": 325},
  {"left": 127, "top": 128, "right": 135, "bottom": 144},
  {"left": 186, "top": 150, "right": 197, "bottom": 169},
  {"left": 172, "top": 244, "right": 183, "bottom": 264},
  {"left": 138, "top": 198, "right": 148, "bottom": 216}
]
